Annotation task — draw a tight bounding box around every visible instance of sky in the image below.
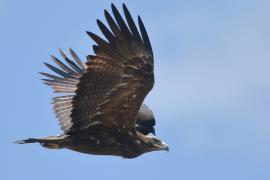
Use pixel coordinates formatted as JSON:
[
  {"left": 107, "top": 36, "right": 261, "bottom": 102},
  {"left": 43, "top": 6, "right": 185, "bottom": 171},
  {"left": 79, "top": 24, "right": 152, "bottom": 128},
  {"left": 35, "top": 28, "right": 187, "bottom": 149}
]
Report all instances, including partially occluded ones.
[{"left": 1, "top": 0, "right": 270, "bottom": 179}]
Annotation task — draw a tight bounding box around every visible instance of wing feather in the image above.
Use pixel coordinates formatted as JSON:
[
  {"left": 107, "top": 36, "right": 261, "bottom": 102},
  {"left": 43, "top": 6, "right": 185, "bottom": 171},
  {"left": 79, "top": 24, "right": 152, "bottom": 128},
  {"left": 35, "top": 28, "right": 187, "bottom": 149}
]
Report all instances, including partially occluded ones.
[
  {"left": 104, "top": 10, "right": 122, "bottom": 38},
  {"left": 41, "top": 50, "right": 84, "bottom": 132},
  {"left": 51, "top": 55, "right": 76, "bottom": 74},
  {"left": 122, "top": 4, "right": 143, "bottom": 44},
  {"left": 111, "top": 4, "right": 132, "bottom": 38},
  {"left": 97, "top": 19, "right": 115, "bottom": 44},
  {"left": 138, "top": 16, "right": 153, "bottom": 56},
  {"left": 69, "top": 48, "right": 86, "bottom": 71},
  {"left": 68, "top": 3, "right": 154, "bottom": 133},
  {"left": 41, "top": 3, "right": 155, "bottom": 134},
  {"left": 59, "top": 49, "right": 84, "bottom": 74}
]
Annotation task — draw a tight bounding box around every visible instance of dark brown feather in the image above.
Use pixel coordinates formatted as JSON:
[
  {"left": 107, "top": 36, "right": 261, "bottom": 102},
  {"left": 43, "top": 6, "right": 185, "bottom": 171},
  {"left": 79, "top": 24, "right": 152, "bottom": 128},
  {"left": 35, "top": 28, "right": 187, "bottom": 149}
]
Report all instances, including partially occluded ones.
[
  {"left": 40, "top": 4, "right": 154, "bottom": 135},
  {"left": 68, "top": 3, "right": 154, "bottom": 133},
  {"left": 15, "top": 4, "right": 168, "bottom": 158}
]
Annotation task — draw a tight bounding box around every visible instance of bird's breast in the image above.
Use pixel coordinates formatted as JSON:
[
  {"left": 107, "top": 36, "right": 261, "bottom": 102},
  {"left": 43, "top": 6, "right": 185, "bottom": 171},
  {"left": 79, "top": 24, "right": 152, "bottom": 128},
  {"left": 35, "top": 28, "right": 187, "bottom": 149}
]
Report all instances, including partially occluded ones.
[{"left": 66, "top": 128, "right": 145, "bottom": 157}]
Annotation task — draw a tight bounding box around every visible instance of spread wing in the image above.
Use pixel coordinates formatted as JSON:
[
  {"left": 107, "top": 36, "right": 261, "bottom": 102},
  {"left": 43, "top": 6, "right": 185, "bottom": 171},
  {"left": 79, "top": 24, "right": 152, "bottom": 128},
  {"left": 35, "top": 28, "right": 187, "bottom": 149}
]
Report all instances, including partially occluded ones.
[
  {"left": 70, "top": 4, "right": 154, "bottom": 133},
  {"left": 41, "top": 3, "right": 154, "bottom": 134}
]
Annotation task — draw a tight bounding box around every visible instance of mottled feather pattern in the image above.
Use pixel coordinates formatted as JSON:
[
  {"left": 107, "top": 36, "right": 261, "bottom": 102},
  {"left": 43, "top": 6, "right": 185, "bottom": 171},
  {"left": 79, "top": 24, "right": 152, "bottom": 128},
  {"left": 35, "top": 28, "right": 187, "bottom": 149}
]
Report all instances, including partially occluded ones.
[
  {"left": 67, "top": 3, "right": 154, "bottom": 133},
  {"left": 70, "top": 57, "right": 123, "bottom": 132},
  {"left": 93, "top": 82, "right": 148, "bottom": 130},
  {"left": 15, "top": 4, "right": 168, "bottom": 158},
  {"left": 41, "top": 3, "right": 155, "bottom": 135}
]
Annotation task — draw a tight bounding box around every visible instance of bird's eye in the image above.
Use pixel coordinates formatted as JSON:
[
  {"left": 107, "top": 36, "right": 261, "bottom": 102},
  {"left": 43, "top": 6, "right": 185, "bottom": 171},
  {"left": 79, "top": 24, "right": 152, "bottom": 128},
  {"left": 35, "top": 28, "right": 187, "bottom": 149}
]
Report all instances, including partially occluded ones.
[{"left": 153, "top": 138, "right": 160, "bottom": 143}]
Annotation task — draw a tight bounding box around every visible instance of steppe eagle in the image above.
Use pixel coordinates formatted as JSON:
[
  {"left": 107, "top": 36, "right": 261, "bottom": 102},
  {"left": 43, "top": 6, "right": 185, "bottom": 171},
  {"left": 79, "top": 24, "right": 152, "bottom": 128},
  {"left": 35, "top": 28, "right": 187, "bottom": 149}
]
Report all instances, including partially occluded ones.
[{"left": 16, "top": 3, "right": 168, "bottom": 158}]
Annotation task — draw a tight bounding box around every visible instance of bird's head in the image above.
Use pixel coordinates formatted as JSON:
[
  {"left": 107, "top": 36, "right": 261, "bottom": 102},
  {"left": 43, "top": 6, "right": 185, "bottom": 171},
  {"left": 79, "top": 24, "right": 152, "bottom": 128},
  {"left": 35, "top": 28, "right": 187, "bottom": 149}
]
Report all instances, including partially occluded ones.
[
  {"left": 122, "top": 133, "right": 169, "bottom": 158},
  {"left": 146, "top": 135, "right": 169, "bottom": 152}
]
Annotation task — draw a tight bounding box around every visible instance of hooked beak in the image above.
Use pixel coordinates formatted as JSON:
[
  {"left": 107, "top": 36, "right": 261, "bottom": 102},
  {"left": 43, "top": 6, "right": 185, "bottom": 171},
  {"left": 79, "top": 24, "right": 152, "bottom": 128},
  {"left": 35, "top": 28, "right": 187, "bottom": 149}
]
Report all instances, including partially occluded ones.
[{"left": 162, "top": 142, "right": 169, "bottom": 152}]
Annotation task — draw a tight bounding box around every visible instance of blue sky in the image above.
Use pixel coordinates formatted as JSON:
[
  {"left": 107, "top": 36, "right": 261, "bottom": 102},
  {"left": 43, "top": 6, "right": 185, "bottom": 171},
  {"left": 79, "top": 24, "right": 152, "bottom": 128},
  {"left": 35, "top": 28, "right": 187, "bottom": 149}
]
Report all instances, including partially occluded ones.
[{"left": 1, "top": 0, "right": 270, "bottom": 179}]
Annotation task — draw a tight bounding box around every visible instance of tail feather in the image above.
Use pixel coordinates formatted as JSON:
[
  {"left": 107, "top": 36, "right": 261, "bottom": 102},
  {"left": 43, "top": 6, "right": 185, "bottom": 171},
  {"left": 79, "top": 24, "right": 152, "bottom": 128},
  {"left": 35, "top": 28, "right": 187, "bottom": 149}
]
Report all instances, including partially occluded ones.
[
  {"left": 15, "top": 138, "right": 40, "bottom": 144},
  {"left": 15, "top": 135, "right": 68, "bottom": 149}
]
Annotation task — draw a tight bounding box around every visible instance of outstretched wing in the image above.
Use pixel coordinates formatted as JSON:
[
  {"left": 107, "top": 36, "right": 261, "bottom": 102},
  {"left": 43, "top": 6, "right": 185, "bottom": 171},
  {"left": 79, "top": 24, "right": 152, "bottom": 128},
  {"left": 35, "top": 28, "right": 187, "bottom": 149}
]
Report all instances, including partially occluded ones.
[
  {"left": 41, "top": 3, "right": 154, "bottom": 134},
  {"left": 42, "top": 49, "right": 155, "bottom": 134},
  {"left": 69, "top": 3, "right": 154, "bottom": 133}
]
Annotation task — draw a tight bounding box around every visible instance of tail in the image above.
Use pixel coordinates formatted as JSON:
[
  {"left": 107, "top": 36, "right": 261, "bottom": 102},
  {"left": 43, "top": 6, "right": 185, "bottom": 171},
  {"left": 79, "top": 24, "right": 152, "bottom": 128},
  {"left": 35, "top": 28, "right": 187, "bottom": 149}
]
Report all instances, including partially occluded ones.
[
  {"left": 15, "top": 135, "right": 68, "bottom": 149},
  {"left": 15, "top": 138, "right": 41, "bottom": 144}
]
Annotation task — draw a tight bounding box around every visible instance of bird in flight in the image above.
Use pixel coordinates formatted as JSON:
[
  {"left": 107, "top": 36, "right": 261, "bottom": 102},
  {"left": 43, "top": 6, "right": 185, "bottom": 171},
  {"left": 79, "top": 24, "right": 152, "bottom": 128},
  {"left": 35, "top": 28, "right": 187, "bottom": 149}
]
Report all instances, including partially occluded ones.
[{"left": 16, "top": 3, "right": 168, "bottom": 158}]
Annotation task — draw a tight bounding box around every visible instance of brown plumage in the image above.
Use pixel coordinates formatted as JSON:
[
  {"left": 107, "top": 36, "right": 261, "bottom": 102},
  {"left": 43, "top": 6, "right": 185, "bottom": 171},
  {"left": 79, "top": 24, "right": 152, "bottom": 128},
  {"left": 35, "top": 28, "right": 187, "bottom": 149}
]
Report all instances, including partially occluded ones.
[{"left": 15, "top": 3, "right": 168, "bottom": 158}]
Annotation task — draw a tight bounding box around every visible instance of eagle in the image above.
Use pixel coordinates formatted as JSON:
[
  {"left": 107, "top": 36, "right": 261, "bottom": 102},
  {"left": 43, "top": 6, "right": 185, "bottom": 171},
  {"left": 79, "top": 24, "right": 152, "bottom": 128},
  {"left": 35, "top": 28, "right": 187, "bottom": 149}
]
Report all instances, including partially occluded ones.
[{"left": 16, "top": 3, "right": 169, "bottom": 158}]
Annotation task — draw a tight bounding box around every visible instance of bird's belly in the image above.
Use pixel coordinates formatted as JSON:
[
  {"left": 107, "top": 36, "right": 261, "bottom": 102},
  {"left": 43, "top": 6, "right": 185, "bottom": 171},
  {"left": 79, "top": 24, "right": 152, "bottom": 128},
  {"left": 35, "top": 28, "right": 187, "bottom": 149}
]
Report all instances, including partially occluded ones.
[
  {"left": 66, "top": 135, "right": 124, "bottom": 156},
  {"left": 65, "top": 131, "right": 142, "bottom": 157}
]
